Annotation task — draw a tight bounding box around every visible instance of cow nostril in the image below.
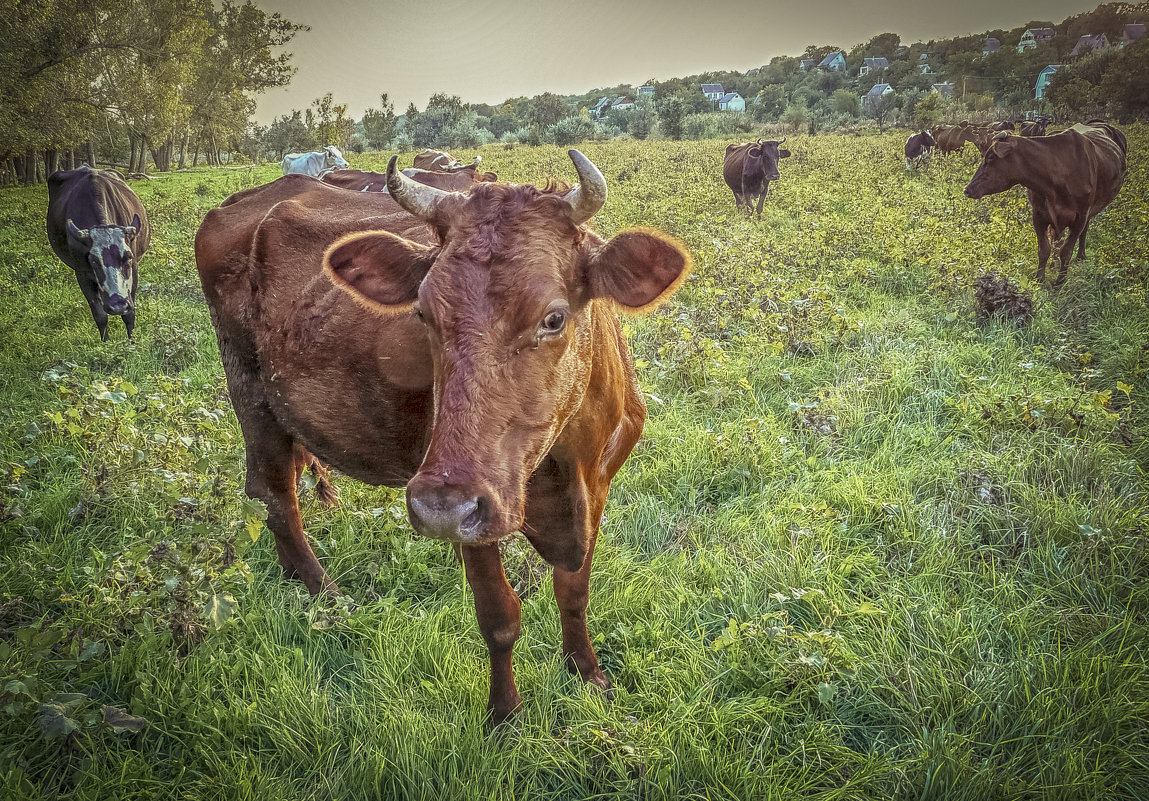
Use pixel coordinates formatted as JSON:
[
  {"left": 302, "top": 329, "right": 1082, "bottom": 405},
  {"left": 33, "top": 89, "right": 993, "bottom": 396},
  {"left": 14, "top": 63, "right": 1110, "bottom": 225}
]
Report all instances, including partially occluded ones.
[{"left": 460, "top": 496, "right": 486, "bottom": 532}]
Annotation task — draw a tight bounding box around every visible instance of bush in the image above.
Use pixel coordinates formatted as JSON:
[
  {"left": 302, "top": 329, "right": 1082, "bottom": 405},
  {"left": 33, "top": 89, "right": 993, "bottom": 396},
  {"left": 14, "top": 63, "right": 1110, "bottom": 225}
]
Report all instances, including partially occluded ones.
[
  {"left": 548, "top": 116, "right": 596, "bottom": 146},
  {"left": 499, "top": 126, "right": 530, "bottom": 144},
  {"left": 681, "top": 112, "right": 754, "bottom": 140}
]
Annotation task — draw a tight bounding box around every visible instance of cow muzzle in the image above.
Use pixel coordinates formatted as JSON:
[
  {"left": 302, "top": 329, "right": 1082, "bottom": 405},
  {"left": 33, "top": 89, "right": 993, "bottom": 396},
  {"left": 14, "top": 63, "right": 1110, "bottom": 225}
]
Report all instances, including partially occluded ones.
[
  {"left": 406, "top": 476, "right": 497, "bottom": 543},
  {"left": 103, "top": 294, "right": 132, "bottom": 315}
]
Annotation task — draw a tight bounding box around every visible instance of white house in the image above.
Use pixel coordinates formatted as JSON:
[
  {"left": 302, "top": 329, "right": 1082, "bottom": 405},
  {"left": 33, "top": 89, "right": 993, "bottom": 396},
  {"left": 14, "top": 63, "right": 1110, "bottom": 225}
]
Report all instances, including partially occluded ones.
[
  {"left": 1018, "top": 27, "right": 1054, "bottom": 52},
  {"left": 591, "top": 97, "right": 611, "bottom": 118},
  {"left": 862, "top": 83, "right": 895, "bottom": 109},
  {"left": 637, "top": 85, "right": 655, "bottom": 97},
  {"left": 611, "top": 96, "right": 635, "bottom": 112},
  {"left": 1071, "top": 33, "right": 1110, "bottom": 57},
  {"left": 701, "top": 83, "right": 725, "bottom": 102},
  {"left": 718, "top": 92, "right": 745, "bottom": 112},
  {"left": 859, "top": 57, "right": 889, "bottom": 77},
  {"left": 982, "top": 37, "right": 1001, "bottom": 56}
]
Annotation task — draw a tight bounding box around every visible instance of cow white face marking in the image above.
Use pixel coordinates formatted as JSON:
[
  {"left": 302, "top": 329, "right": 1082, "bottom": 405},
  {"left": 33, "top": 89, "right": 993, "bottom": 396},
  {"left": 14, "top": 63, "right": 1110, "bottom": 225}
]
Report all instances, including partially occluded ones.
[{"left": 76, "top": 224, "right": 137, "bottom": 313}]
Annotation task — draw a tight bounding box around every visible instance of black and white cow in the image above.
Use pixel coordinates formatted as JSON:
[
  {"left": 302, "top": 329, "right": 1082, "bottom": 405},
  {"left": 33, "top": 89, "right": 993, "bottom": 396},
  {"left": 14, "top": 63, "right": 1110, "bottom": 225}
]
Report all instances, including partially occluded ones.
[
  {"left": 904, "top": 130, "right": 936, "bottom": 170},
  {"left": 281, "top": 145, "right": 349, "bottom": 178},
  {"left": 46, "top": 165, "right": 150, "bottom": 341}
]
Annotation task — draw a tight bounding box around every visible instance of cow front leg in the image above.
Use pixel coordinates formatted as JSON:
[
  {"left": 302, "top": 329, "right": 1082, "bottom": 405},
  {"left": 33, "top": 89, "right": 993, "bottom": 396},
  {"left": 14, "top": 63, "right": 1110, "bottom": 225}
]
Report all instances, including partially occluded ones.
[
  {"left": 1033, "top": 213, "right": 1052, "bottom": 283},
  {"left": 76, "top": 272, "right": 109, "bottom": 341},
  {"left": 244, "top": 434, "right": 340, "bottom": 595},
  {"left": 460, "top": 543, "right": 522, "bottom": 726},
  {"left": 123, "top": 309, "right": 136, "bottom": 340},
  {"left": 754, "top": 184, "right": 769, "bottom": 218},
  {"left": 553, "top": 518, "right": 610, "bottom": 694}
]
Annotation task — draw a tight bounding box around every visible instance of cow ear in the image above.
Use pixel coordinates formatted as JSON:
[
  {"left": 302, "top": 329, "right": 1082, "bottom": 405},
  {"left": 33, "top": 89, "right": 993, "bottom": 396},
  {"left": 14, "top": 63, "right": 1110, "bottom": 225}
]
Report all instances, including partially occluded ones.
[
  {"left": 585, "top": 229, "right": 692, "bottom": 314},
  {"left": 778, "top": 149, "right": 792, "bottom": 158},
  {"left": 323, "top": 230, "right": 436, "bottom": 314},
  {"left": 125, "top": 213, "right": 141, "bottom": 239},
  {"left": 748, "top": 147, "right": 762, "bottom": 158},
  {"left": 66, "top": 219, "right": 92, "bottom": 246}
]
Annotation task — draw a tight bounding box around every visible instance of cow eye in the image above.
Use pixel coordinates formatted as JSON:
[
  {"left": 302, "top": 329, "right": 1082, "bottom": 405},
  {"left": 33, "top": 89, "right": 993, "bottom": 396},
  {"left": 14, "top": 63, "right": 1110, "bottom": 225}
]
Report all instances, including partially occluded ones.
[
  {"left": 538, "top": 306, "right": 567, "bottom": 337},
  {"left": 413, "top": 307, "right": 426, "bottom": 322}
]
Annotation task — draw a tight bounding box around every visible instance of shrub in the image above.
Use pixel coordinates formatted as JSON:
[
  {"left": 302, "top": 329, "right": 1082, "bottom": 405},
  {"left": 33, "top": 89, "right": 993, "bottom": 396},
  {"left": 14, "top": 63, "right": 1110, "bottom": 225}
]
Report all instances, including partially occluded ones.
[{"left": 548, "top": 116, "right": 596, "bottom": 146}]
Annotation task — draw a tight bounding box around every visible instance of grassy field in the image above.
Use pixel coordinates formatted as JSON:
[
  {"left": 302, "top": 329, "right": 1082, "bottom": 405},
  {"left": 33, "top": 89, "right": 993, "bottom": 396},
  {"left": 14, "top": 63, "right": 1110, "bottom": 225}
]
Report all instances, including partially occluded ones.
[{"left": 1, "top": 129, "right": 1147, "bottom": 800}]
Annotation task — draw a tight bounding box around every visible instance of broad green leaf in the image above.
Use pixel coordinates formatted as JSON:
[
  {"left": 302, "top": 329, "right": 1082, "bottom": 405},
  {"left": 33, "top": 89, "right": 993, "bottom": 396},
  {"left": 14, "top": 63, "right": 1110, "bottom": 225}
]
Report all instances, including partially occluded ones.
[
  {"left": 817, "top": 683, "right": 837, "bottom": 704},
  {"left": 39, "top": 703, "right": 81, "bottom": 740},
  {"left": 205, "top": 592, "right": 237, "bottom": 629}
]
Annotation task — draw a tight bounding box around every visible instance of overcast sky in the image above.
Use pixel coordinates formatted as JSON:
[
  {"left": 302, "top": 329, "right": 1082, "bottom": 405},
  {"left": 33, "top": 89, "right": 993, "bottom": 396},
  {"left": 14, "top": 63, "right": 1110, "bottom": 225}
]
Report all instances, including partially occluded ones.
[{"left": 251, "top": 0, "right": 1097, "bottom": 123}]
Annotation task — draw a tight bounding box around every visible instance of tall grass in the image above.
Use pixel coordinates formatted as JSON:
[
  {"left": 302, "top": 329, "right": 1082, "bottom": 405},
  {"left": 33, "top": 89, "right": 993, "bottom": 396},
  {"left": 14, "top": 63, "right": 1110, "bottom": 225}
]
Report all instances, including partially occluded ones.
[{"left": 1, "top": 132, "right": 1146, "bottom": 800}]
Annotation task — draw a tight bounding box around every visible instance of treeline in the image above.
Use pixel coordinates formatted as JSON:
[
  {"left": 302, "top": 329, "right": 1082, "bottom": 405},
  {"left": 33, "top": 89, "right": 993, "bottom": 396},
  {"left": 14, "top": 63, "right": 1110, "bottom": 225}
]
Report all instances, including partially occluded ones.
[
  {"left": 0, "top": 0, "right": 304, "bottom": 185},
  {"left": 247, "top": 0, "right": 1149, "bottom": 157}
]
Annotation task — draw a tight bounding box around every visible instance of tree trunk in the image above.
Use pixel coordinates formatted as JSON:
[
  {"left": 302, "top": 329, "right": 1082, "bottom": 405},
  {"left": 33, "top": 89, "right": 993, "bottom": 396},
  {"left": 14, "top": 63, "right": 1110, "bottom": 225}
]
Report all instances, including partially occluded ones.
[
  {"left": 86, "top": 139, "right": 97, "bottom": 168},
  {"left": 24, "top": 149, "right": 36, "bottom": 184},
  {"left": 44, "top": 149, "right": 59, "bottom": 177},
  {"left": 178, "top": 126, "right": 190, "bottom": 169}
]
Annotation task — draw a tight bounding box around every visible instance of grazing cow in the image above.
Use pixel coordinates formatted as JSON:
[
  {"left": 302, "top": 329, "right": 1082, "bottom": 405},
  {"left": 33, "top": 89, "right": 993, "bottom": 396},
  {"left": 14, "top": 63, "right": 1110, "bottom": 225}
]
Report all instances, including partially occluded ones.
[
  {"left": 990, "top": 121, "right": 1016, "bottom": 132},
  {"left": 412, "top": 149, "right": 483, "bottom": 171},
  {"left": 322, "top": 164, "right": 497, "bottom": 193},
  {"left": 281, "top": 145, "right": 349, "bottom": 178},
  {"left": 195, "top": 151, "right": 691, "bottom": 725},
  {"left": 46, "top": 165, "right": 150, "bottom": 341},
  {"left": 935, "top": 121, "right": 994, "bottom": 155},
  {"left": 964, "top": 122, "right": 1126, "bottom": 286},
  {"left": 723, "top": 138, "right": 790, "bottom": 218},
  {"left": 1019, "top": 117, "right": 1051, "bottom": 137},
  {"left": 904, "top": 130, "right": 936, "bottom": 169}
]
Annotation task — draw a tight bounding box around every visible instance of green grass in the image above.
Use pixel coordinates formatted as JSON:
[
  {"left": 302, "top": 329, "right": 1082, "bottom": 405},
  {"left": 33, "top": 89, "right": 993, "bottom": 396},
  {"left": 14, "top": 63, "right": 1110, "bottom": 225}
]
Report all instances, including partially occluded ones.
[{"left": 1, "top": 130, "right": 1147, "bottom": 800}]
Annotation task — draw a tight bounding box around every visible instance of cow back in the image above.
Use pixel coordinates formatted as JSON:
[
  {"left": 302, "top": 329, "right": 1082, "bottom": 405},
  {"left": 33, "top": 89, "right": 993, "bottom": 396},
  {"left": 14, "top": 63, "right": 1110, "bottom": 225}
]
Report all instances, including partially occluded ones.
[
  {"left": 47, "top": 167, "right": 150, "bottom": 267},
  {"left": 723, "top": 143, "right": 753, "bottom": 190}
]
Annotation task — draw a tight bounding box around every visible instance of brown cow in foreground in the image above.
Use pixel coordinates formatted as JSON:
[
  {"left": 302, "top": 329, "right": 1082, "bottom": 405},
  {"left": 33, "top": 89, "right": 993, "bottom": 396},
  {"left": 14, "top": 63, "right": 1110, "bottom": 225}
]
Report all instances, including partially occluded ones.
[
  {"left": 965, "top": 122, "right": 1127, "bottom": 286},
  {"left": 195, "top": 151, "right": 691, "bottom": 725},
  {"left": 322, "top": 163, "right": 498, "bottom": 193}
]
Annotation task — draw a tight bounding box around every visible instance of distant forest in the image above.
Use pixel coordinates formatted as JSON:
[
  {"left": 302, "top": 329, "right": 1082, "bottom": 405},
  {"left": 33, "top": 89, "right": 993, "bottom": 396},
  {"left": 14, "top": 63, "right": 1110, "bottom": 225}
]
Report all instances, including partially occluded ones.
[{"left": 3, "top": 1, "right": 1148, "bottom": 182}]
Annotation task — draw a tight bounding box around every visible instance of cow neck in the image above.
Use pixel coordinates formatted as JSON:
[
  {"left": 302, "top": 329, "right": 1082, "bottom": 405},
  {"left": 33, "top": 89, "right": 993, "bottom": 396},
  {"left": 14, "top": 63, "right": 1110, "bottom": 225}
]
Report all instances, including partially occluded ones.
[{"left": 1010, "top": 135, "right": 1078, "bottom": 200}]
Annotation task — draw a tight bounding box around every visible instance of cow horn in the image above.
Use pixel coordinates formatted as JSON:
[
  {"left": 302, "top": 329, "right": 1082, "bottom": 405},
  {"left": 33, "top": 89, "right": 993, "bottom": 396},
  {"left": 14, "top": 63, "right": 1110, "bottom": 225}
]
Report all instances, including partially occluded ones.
[
  {"left": 563, "top": 149, "right": 607, "bottom": 225},
  {"left": 386, "top": 155, "right": 456, "bottom": 220},
  {"left": 778, "top": 136, "right": 787, "bottom": 145}
]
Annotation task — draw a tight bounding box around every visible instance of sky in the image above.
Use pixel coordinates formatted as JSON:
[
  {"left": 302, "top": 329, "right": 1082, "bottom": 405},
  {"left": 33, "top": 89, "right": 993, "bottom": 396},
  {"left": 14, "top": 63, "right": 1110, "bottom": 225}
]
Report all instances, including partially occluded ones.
[{"left": 251, "top": 0, "right": 1099, "bottom": 123}]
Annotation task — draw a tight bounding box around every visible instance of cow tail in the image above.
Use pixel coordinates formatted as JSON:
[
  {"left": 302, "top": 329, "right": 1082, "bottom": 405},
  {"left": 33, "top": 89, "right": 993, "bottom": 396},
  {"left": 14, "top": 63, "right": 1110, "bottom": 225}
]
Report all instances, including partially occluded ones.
[{"left": 309, "top": 456, "right": 341, "bottom": 506}]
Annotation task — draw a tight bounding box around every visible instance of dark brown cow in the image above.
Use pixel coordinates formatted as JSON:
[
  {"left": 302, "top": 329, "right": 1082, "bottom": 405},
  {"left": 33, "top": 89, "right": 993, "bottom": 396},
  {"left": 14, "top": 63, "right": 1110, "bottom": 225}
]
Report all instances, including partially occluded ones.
[
  {"left": 322, "top": 164, "right": 497, "bottom": 193},
  {"left": 990, "top": 121, "right": 1016, "bottom": 132},
  {"left": 1019, "top": 117, "right": 1051, "bottom": 137},
  {"left": 723, "top": 138, "right": 790, "bottom": 218},
  {"left": 195, "top": 151, "right": 691, "bottom": 725},
  {"left": 965, "top": 122, "right": 1126, "bottom": 286},
  {"left": 46, "top": 165, "right": 150, "bottom": 341}
]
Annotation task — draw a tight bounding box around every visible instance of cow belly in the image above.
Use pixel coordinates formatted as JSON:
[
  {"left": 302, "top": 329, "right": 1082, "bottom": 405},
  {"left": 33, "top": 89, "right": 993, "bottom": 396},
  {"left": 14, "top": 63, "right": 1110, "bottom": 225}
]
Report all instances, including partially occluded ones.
[{"left": 261, "top": 367, "right": 431, "bottom": 487}]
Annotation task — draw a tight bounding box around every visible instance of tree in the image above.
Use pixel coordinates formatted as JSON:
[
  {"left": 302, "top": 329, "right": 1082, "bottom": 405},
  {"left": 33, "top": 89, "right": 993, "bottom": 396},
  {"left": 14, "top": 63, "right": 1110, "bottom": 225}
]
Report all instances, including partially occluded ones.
[
  {"left": 310, "top": 93, "right": 354, "bottom": 148},
  {"left": 657, "top": 97, "right": 685, "bottom": 140},
  {"left": 529, "top": 92, "right": 569, "bottom": 130},
  {"left": 832, "top": 89, "right": 860, "bottom": 117},
  {"left": 863, "top": 91, "right": 897, "bottom": 132},
  {"left": 781, "top": 104, "right": 809, "bottom": 133},
  {"left": 362, "top": 93, "right": 397, "bottom": 150}
]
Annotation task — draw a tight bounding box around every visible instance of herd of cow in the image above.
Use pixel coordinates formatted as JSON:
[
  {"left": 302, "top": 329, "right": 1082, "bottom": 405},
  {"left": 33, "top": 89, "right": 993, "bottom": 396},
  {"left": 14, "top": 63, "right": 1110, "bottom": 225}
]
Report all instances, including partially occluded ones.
[{"left": 38, "top": 122, "right": 1127, "bottom": 724}]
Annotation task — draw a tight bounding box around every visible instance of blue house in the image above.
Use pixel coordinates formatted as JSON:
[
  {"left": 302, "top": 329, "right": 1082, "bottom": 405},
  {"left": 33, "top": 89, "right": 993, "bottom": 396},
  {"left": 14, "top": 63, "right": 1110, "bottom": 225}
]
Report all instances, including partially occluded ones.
[
  {"left": 1035, "top": 65, "right": 1060, "bottom": 99},
  {"left": 718, "top": 92, "right": 745, "bottom": 112},
  {"left": 819, "top": 51, "right": 846, "bottom": 71}
]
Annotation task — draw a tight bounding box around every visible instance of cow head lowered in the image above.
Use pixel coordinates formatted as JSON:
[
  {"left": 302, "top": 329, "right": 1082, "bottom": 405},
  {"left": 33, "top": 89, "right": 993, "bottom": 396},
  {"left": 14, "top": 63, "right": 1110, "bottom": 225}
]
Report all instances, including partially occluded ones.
[
  {"left": 66, "top": 215, "right": 140, "bottom": 316},
  {"left": 323, "top": 150, "right": 690, "bottom": 545},
  {"left": 964, "top": 134, "right": 1022, "bottom": 199}
]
